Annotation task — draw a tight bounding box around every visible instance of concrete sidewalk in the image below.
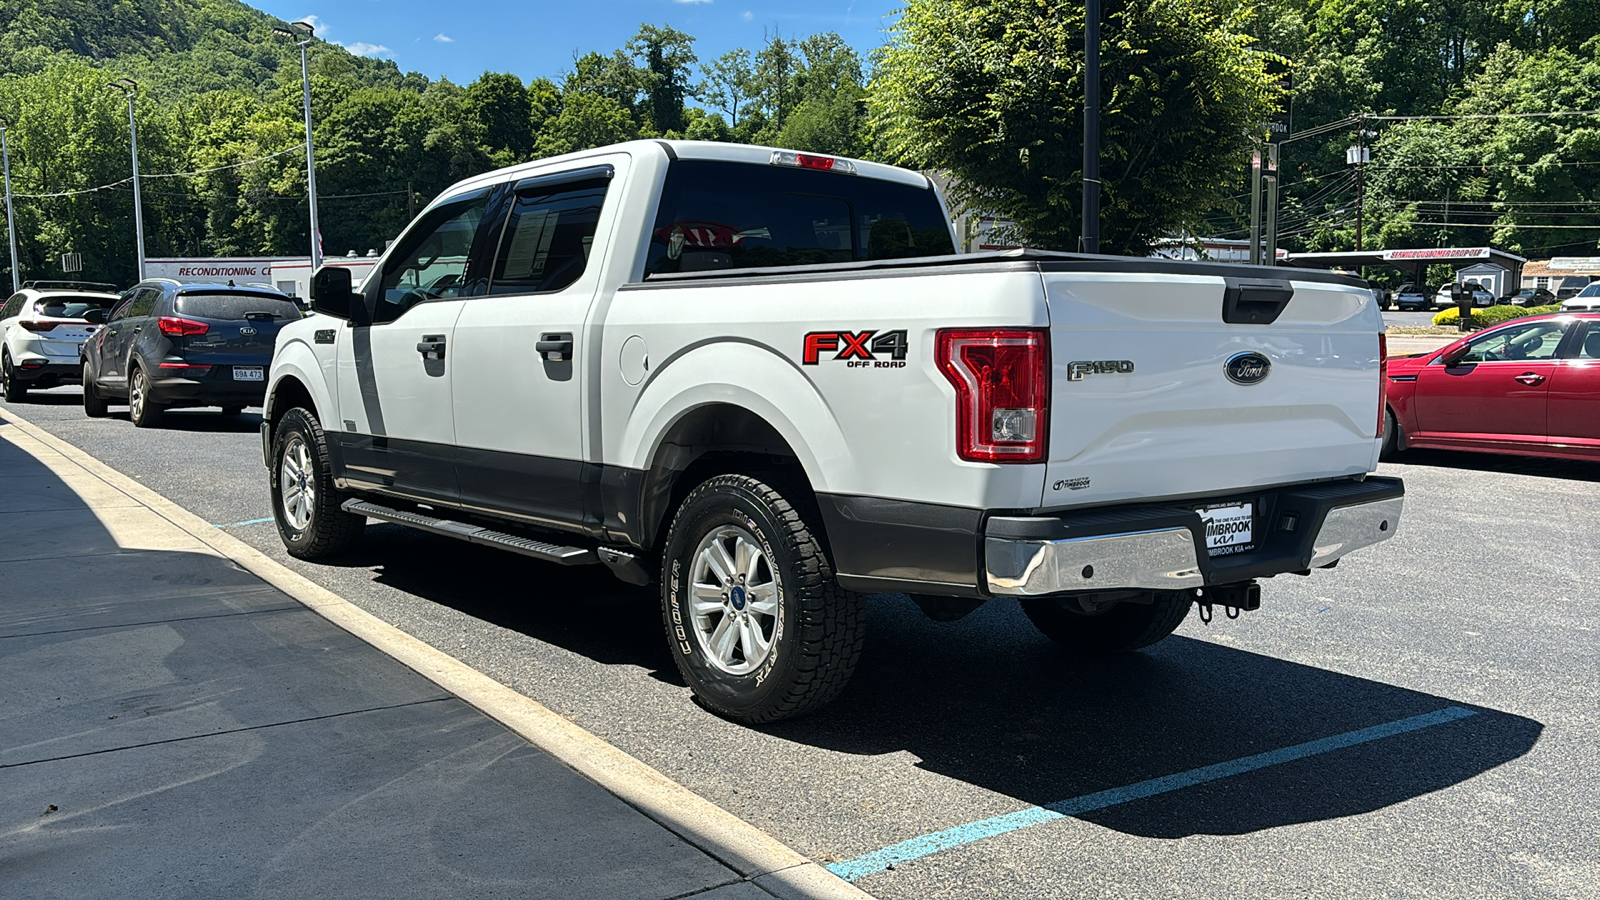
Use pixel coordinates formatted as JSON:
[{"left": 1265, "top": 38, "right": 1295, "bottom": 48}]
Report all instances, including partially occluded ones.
[{"left": 0, "top": 417, "right": 861, "bottom": 900}]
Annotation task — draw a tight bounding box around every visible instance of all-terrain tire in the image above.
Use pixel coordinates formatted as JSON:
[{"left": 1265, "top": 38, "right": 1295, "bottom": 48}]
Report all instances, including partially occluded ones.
[
  {"left": 661, "top": 473, "right": 866, "bottom": 724},
  {"left": 1020, "top": 590, "right": 1193, "bottom": 654},
  {"left": 269, "top": 407, "right": 365, "bottom": 560}
]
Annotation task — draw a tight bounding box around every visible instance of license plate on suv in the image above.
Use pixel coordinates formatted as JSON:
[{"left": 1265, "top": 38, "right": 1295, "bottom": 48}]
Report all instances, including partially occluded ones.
[
  {"left": 233, "top": 366, "right": 264, "bottom": 382},
  {"left": 1199, "top": 502, "right": 1253, "bottom": 557}
]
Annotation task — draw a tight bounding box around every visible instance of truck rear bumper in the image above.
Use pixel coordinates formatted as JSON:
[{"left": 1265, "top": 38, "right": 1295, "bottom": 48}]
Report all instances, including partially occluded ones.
[{"left": 984, "top": 477, "right": 1404, "bottom": 597}]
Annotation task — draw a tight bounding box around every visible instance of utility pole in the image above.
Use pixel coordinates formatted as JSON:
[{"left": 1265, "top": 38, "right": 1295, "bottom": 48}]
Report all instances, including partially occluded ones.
[
  {"left": 274, "top": 21, "right": 323, "bottom": 270},
  {"left": 1249, "top": 146, "right": 1263, "bottom": 264},
  {"left": 0, "top": 119, "right": 19, "bottom": 292},
  {"left": 106, "top": 79, "right": 145, "bottom": 281},
  {"left": 1080, "top": 0, "right": 1101, "bottom": 253},
  {"left": 1346, "top": 117, "right": 1371, "bottom": 253},
  {"left": 1264, "top": 143, "right": 1280, "bottom": 265}
]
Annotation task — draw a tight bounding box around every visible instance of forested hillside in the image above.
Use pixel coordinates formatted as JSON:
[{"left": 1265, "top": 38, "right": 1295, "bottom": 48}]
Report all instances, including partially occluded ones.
[{"left": 0, "top": 0, "right": 1595, "bottom": 287}]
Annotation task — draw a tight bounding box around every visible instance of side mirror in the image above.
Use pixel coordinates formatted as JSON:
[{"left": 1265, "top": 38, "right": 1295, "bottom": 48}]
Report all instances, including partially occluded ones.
[
  {"left": 311, "top": 266, "right": 358, "bottom": 320},
  {"left": 1439, "top": 344, "right": 1469, "bottom": 366},
  {"left": 82, "top": 308, "right": 108, "bottom": 325}
]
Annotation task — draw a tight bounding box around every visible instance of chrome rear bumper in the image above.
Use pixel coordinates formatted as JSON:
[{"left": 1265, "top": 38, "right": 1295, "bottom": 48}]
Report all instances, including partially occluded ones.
[{"left": 985, "top": 485, "right": 1404, "bottom": 597}]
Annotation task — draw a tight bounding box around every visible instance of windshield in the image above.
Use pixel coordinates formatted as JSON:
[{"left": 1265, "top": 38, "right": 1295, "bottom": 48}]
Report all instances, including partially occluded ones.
[
  {"left": 34, "top": 295, "right": 118, "bottom": 319},
  {"left": 1575, "top": 283, "right": 1600, "bottom": 299}
]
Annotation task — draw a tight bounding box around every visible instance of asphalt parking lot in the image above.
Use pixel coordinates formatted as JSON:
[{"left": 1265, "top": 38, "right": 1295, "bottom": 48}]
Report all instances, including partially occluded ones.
[{"left": 4, "top": 388, "right": 1596, "bottom": 899}]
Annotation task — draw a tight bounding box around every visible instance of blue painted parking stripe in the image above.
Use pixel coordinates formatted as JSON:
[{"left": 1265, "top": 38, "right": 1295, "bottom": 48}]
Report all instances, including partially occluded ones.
[
  {"left": 826, "top": 705, "right": 1476, "bottom": 882},
  {"left": 214, "top": 517, "right": 274, "bottom": 529}
]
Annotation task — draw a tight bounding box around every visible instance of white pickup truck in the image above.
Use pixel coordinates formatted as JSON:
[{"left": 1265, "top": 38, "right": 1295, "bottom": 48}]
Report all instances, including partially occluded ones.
[{"left": 262, "top": 140, "right": 1403, "bottom": 723}]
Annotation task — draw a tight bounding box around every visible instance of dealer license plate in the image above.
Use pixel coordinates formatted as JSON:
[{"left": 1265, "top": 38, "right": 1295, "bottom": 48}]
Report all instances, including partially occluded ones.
[
  {"left": 1199, "top": 502, "right": 1253, "bottom": 557},
  {"left": 233, "top": 366, "right": 264, "bottom": 382}
]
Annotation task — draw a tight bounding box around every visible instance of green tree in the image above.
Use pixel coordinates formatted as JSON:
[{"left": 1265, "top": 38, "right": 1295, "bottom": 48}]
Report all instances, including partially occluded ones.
[
  {"left": 535, "top": 90, "right": 639, "bottom": 156},
  {"left": 627, "top": 24, "right": 696, "bottom": 135},
  {"left": 465, "top": 72, "right": 535, "bottom": 162},
  {"left": 872, "top": 0, "right": 1283, "bottom": 253},
  {"left": 700, "top": 48, "right": 756, "bottom": 127}
]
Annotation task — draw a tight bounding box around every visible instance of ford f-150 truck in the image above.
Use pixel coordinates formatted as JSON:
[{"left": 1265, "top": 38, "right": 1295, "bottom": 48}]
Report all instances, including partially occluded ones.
[{"left": 262, "top": 140, "right": 1403, "bottom": 723}]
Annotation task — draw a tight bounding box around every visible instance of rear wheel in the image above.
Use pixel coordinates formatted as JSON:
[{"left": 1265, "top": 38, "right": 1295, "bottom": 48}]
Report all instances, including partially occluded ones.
[
  {"left": 1380, "top": 408, "right": 1399, "bottom": 460},
  {"left": 2, "top": 351, "right": 28, "bottom": 402},
  {"left": 82, "top": 358, "right": 109, "bottom": 418},
  {"left": 270, "top": 407, "right": 364, "bottom": 559},
  {"left": 1020, "top": 591, "right": 1192, "bottom": 654},
  {"left": 661, "top": 473, "right": 866, "bottom": 723},
  {"left": 128, "top": 365, "right": 163, "bottom": 427}
]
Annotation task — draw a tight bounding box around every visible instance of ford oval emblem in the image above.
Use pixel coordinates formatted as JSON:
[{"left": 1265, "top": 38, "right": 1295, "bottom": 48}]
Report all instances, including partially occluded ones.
[{"left": 1225, "top": 351, "right": 1271, "bottom": 385}]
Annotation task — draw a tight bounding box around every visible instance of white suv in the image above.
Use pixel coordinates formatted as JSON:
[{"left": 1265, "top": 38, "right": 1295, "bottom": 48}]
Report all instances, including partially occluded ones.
[
  {"left": 0, "top": 283, "right": 122, "bottom": 401},
  {"left": 1560, "top": 282, "right": 1600, "bottom": 311}
]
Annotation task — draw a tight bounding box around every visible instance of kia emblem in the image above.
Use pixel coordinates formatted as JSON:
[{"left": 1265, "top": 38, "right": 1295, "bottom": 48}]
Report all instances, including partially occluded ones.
[
  {"left": 1224, "top": 351, "right": 1271, "bottom": 385},
  {"left": 239, "top": 326, "right": 257, "bottom": 335}
]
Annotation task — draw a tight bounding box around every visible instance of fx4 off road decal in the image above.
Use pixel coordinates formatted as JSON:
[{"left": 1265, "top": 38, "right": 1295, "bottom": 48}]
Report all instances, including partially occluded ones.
[{"left": 802, "top": 329, "right": 909, "bottom": 368}]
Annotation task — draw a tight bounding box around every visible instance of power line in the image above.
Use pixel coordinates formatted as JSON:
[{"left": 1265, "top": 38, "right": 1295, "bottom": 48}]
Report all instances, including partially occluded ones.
[
  {"left": 13, "top": 143, "right": 306, "bottom": 199},
  {"left": 1367, "top": 109, "right": 1600, "bottom": 121}
]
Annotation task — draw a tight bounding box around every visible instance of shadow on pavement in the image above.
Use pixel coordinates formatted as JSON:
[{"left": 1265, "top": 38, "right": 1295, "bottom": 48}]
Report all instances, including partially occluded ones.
[
  {"left": 344, "top": 524, "right": 1542, "bottom": 841},
  {"left": 1392, "top": 447, "right": 1600, "bottom": 481},
  {"left": 0, "top": 422, "right": 737, "bottom": 900}
]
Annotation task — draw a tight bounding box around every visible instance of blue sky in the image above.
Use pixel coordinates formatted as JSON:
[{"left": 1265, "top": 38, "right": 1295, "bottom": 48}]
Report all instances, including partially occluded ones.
[{"left": 251, "top": 0, "right": 900, "bottom": 87}]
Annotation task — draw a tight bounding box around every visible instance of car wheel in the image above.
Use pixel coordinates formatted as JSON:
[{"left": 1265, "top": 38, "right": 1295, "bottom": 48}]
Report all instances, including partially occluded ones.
[
  {"left": 82, "top": 359, "right": 109, "bottom": 418},
  {"left": 661, "top": 473, "right": 866, "bottom": 724},
  {"left": 2, "top": 351, "right": 28, "bottom": 402},
  {"left": 1020, "top": 590, "right": 1192, "bottom": 653},
  {"left": 270, "top": 407, "right": 365, "bottom": 560},
  {"left": 1381, "top": 408, "right": 1400, "bottom": 460},
  {"left": 128, "top": 365, "right": 163, "bottom": 427}
]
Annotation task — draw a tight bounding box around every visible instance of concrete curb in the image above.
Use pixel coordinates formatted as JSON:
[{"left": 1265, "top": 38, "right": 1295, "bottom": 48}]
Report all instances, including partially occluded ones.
[{"left": 0, "top": 408, "right": 872, "bottom": 900}]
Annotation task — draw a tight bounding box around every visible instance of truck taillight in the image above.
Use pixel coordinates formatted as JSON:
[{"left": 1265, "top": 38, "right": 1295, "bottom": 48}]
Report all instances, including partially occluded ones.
[
  {"left": 158, "top": 316, "right": 209, "bottom": 337},
  {"left": 936, "top": 328, "right": 1050, "bottom": 463},
  {"left": 1377, "top": 333, "right": 1388, "bottom": 439},
  {"left": 768, "top": 150, "right": 858, "bottom": 175}
]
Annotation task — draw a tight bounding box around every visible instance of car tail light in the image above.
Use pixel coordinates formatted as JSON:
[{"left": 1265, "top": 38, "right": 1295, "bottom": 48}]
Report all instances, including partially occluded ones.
[
  {"left": 769, "top": 150, "right": 858, "bottom": 175},
  {"left": 936, "top": 328, "right": 1050, "bottom": 462},
  {"left": 1376, "top": 333, "right": 1388, "bottom": 439},
  {"left": 158, "top": 362, "right": 212, "bottom": 374},
  {"left": 158, "top": 316, "right": 209, "bottom": 337},
  {"left": 19, "top": 358, "right": 46, "bottom": 368},
  {"left": 19, "top": 320, "right": 57, "bottom": 333}
]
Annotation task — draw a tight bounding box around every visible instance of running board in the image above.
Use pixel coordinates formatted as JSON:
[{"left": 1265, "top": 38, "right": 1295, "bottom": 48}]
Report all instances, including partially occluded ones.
[{"left": 342, "top": 499, "right": 598, "bottom": 566}]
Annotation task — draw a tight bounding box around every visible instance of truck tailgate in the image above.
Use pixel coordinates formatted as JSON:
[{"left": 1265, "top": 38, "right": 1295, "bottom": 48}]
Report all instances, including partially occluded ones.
[{"left": 1042, "top": 272, "right": 1380, "bottom": 509}]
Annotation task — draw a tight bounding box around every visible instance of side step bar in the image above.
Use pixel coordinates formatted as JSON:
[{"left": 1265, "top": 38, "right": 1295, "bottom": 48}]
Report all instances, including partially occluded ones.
[{"left": 342, "top": 499, "right": 598, "bottom": 566}]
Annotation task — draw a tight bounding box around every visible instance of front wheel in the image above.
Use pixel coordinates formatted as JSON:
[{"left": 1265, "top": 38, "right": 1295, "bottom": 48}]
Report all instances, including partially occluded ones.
[
  {"left": 2, "top": 352, "right": 27, "bottom": 402},
  {"left": 1020, "top": 590, "right": 1192, "bottom": 654},
  {"left": 270, "top": 407, "right": 365, "bottom": 559},
  {"left": 82, "top": 359, "right": 109, "bottom": 418},
  {"left": 661, "top": 474, "right": 865, "bottom": 724},
  {"left": 1380, "top": 408, "right": 1399, "bottom": 460}
]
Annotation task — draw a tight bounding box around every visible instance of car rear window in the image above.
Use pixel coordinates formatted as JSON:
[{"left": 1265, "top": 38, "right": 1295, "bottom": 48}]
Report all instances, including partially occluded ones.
[
  {"left": 175, "top": 293, "right": 301, "bottom": 321},
  {"left": 35, "top": 295, "right": 118, "bottom": 319},
  {"left": 644, "top": 159, "right": 955, "bottom": 277}
]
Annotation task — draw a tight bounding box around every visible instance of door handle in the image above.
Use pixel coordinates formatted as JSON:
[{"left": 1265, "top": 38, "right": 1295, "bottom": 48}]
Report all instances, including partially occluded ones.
[
  {"left": 416, "top": 335, "right": 446, "bottom": 360},
  {"left": 537, "top": 332, "right": 574, "bottom": 362},
  {"left": 1514, "top": 372, "right": 1545, "bottom": 385}
]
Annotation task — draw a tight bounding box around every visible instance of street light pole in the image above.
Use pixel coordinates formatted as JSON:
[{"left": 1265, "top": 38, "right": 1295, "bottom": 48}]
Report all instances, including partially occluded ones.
[
  {"left": 1081, "top": 0, "right": 1101, "bottom": 253},
  {"left": 274, "top": 21, "right": 322, "bottom": 271},
  {"left": 106, "top": 79, "right": 145, "bottom": 281},
  {"left": 0, "top": 119, "right": 19, "bottom": 292}
]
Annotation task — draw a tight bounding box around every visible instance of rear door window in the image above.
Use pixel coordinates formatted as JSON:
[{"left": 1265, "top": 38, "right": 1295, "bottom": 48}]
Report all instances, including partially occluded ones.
[
  {"left": 488, "top": 173, "right": 610, "bottom": 296},
  {"left": 644, "top": 160, "right": 954, "bottom": 277},
  {"left": 175, "top": 293, "right": 301, "bottom": 321}
]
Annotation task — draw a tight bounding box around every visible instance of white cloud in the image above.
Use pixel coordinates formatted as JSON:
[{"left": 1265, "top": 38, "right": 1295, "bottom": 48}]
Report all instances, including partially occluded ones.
[
  {"left": 433, "top": 33, "right": 454, "bottom": 43},
  {"left": 741, "top": 10, "right": 753, "bottom": 21},
  {"left": 343, "top": 41, "right": 393, "bottom": 57},
  {"left": 299, "top": 14, "right": 326, "bottom": 35}
]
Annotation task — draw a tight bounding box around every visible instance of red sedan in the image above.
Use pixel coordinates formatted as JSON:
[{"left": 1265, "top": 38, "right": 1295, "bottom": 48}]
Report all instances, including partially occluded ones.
[{"left": 1384, "top": 312, "right": 1600, "bottom": 462}]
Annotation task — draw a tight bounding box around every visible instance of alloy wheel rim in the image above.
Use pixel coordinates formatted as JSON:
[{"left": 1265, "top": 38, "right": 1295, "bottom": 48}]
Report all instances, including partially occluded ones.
[
  {"left": 130, "top": 371, "right": 145, "bottom": 417},
  {"left": 688, "top": 525, "right": 781, "bottom": 675},
  {"left": 278, "top": 436, "right": 316, "bottom": 531}
]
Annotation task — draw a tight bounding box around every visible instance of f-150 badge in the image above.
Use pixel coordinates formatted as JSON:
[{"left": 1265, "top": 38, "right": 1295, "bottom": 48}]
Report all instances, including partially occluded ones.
[
  {"left": 1066, "top": 359, "right": 1135, "bottom": 381},
  {"left": 803, "top": 330, "right": 909, "bottom": 368}
]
